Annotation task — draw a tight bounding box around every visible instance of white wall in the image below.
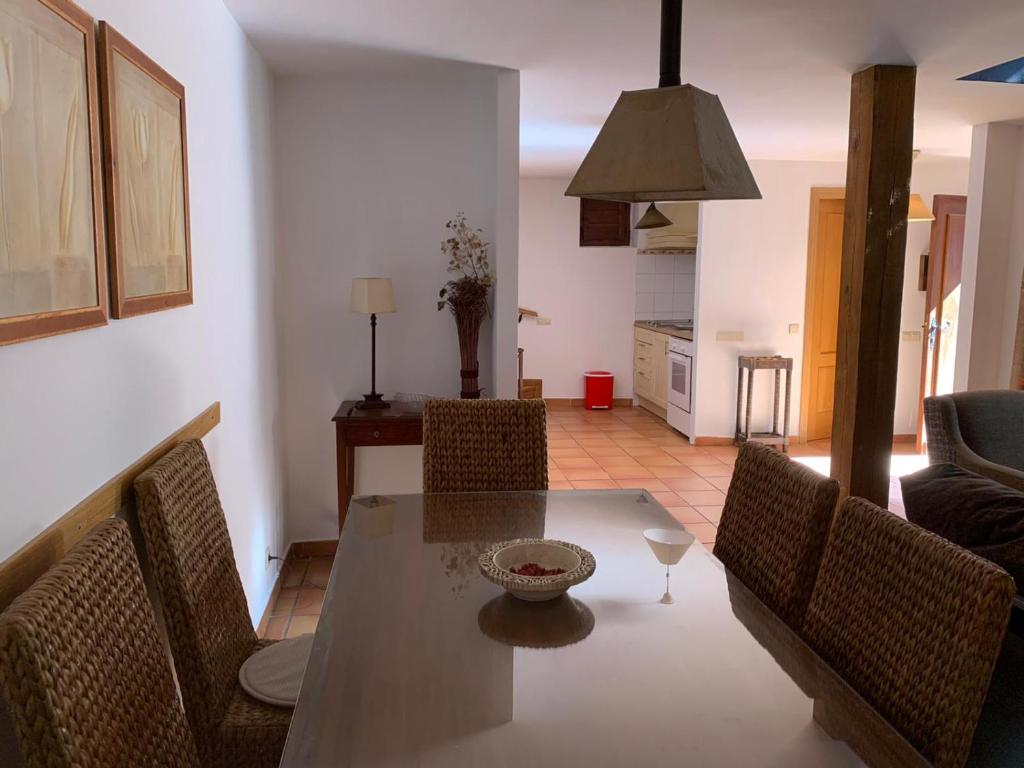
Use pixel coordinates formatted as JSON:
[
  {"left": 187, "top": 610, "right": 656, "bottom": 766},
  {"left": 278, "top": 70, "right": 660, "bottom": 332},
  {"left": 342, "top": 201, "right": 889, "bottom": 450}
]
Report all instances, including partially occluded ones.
[
  {"left": 518, "top": 177, "right": 637, "bottom": 399},
  {"left": 0, "top": 0, "right": 281, "bottom": 615},
  {"left": 0, "top": 0, "right": 279, "bottom": 761},
  {"left": 275, "top": 63, "right": 519, "bottom": 543},
  {"left": 958, "top": 122, "right": 1024, "bottom": 391},
  {"left": 492, "top": 71, "right": 522, "bottom": 398},
  {"left": 694, "top": 157, "right": 969, "bottom": 439}
]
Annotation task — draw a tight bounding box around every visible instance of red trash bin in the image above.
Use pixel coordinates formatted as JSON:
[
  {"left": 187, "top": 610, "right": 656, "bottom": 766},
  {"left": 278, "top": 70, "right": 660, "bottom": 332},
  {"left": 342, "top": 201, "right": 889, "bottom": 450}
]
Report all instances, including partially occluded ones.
[{"left": 584, "top": 371, "right": 614, "bottom": 410}]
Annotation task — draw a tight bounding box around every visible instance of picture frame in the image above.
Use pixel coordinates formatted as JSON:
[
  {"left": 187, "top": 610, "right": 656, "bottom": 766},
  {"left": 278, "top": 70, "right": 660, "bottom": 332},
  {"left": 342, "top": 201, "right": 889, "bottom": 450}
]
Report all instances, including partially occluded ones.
[
  {"left": 0, "top": 0, "right": 108, "bottom": 346},
  {"left": 98, "top": 21, "right": 192, "bottom": 319}
]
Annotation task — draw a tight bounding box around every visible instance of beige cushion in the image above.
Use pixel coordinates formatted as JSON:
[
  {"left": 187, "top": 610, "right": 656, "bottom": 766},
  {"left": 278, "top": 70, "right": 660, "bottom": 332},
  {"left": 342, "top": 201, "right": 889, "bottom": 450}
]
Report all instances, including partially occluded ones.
[{"left": 238, "top": 634, "right": 314, "bottom": 708}]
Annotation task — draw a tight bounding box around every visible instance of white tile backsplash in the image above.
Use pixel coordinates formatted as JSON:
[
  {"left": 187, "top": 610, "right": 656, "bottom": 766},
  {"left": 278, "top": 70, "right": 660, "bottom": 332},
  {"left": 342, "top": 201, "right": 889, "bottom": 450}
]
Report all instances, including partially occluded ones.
[
  {"left": 635, "top": 251, "right": 696, "bottom": 321},
  {"left": 675, "top": 253, "right": 696, "bottom": 274},
  {"left": 654, "top": 292, "right": 675, "bottom": 312},
  {"left": 673, "top": 273, "right": 695, "bottom": 294},
  {"left": 673, "top": 292, "right": 695, "bottom": 313},
  {"left": 635, "top": 292, "right": 654, "bottom": 315},
  {"left": 654, "top": 253, "right": 677, "bottom": 274}
]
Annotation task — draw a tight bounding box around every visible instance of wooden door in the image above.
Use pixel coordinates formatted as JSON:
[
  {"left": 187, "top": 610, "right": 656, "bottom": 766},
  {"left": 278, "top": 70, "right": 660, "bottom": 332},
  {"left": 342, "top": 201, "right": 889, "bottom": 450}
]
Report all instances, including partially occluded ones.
[
  {"left": 801, "top": 192, "right": 845, "bottom": 441},
  {"left": 917, "top": 195, "right": 967, "bottom": 450}
]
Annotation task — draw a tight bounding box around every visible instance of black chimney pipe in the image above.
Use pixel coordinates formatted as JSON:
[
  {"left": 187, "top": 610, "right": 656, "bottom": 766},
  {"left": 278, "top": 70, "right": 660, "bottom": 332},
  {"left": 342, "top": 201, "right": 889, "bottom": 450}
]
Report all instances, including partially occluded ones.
[{"left": 658, "top": 0, "right": 682, "bottom": 87}]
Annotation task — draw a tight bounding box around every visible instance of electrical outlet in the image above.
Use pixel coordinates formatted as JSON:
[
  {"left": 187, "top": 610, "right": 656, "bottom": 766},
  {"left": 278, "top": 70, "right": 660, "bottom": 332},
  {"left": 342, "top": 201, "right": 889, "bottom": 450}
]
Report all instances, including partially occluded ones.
[
  {"left": 537, "top": 316, "right": 552, "bottom": 326},
  {"left": 902, "top": 330, "right": 922, "bottom": 342},
  {"left": 788, "top": 324, "right": 800, "bottom": 335},
  {"left": 716, "top": 330, "right": 744, "bottom": 342},
  {"left": 265, "top": 547, "right": 274, "bottom": 569}
]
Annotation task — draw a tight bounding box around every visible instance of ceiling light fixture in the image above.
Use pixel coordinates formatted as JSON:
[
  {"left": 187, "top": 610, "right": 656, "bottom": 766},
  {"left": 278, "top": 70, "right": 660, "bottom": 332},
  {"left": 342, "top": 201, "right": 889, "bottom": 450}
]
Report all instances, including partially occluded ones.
[
  {"left": 635, "top": 203, "right": 673, "bottom": 230},
  {"left": 907, "top": 194, "right": 935, "bottom": 222},
  {"left": 565, "top": 0, "right": 760, "bottom": 203}
]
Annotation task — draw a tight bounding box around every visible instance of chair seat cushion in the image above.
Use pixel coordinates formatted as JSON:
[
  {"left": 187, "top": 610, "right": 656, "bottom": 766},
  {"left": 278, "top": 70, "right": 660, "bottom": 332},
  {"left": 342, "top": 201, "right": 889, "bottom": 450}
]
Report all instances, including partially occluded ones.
[
  {"left": 901, "top": 463, "right": 1024, "bottom": 591},
  {"left": 239, "top": 633, "right": 313, "bottom": 707}
]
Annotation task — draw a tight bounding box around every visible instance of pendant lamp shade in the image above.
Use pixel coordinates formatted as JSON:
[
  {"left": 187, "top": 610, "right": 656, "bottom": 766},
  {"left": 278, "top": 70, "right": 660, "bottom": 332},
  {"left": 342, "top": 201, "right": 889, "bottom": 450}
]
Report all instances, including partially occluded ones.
[
  {"left": 907, "top": 194, "right": 935, "bottom": 222},
  {"left": 635, "top": 203, "right": 673, "bottom": 230},
  {"left": 565, "top": 85, "right": 761, "bottom": 203}
]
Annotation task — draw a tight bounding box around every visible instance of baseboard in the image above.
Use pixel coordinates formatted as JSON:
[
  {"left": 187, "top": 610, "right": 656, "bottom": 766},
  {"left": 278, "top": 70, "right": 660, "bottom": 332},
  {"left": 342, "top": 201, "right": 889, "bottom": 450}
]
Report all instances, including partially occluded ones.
[
  {"left": 695, "top": 437, "right": 736, "bottom": 446},
  {"left": 545, "top": 398, "right": 635, "bottom": 410},
  {"left": 288, "top": 539, "right": 339, "bottom": 559},
  {"left": 256, "top": 567, "right": 282, "bottom": 638},
  {"left": 893, "top": 434, "right": 917, "bottom": 443},
  {"left": 257, "top": 539, "right": 339, "bottom": 635}
]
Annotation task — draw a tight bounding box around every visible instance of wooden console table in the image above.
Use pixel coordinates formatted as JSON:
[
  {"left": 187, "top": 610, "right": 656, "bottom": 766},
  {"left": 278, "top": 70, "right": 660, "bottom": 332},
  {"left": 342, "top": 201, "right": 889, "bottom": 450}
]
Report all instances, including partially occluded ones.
[{"left": 332, "top": 401, "right": 424, "bottom": 532}]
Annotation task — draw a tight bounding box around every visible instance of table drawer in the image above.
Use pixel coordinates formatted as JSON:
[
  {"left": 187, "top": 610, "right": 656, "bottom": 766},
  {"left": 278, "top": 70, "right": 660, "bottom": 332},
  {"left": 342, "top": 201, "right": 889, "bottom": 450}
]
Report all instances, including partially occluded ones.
[{"left": 342, "top": 422, "right": 422, "bottom": 445}]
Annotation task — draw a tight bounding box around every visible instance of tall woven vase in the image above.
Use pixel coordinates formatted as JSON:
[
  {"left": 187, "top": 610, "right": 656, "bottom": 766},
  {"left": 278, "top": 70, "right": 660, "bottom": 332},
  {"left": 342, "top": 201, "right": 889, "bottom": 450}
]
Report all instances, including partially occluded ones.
[{"left": 456, "top": 306, "right": 485, "bottom": 399}]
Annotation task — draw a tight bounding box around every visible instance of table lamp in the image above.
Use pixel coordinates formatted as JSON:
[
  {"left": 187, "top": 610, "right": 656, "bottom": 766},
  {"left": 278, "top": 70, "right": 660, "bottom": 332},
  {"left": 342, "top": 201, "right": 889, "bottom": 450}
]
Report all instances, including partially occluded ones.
[{"left": 351, "top": 277, "right": 396, "bottom": 410}]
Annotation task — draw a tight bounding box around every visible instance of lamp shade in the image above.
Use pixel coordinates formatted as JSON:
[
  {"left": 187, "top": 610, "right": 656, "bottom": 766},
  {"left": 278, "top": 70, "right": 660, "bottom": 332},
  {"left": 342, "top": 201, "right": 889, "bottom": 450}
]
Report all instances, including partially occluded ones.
[
  {"left": 907, "top": 194, "right": 935, "bottom": 222},
  {"left": 351, "top": 278, "right": 396, "bottom": 314}
]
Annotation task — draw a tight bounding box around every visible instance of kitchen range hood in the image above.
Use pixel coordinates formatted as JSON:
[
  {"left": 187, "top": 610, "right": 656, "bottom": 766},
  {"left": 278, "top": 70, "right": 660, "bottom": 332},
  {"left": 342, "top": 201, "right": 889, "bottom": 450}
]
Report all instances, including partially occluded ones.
[{"left": 565, "top": 0, "right": 760, "bottom": 203}]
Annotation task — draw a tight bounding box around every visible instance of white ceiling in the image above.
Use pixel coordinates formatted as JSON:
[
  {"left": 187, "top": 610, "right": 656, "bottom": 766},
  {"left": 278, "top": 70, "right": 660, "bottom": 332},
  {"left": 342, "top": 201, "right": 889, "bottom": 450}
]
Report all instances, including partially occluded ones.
[{"left": 224, "top": 0, "right": 1024, "bottom": 175}]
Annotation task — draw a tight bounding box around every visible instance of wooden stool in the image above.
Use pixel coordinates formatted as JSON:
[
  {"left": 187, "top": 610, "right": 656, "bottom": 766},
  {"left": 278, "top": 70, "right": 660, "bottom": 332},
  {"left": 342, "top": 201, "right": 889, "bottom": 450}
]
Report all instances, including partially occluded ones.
[{"left": 735, "top": 356, "right": 793, "bottom": 451}]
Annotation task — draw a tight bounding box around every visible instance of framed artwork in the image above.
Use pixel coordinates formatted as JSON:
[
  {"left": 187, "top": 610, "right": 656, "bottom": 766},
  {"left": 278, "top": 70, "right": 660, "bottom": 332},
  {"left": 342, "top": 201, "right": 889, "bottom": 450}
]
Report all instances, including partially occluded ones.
[
  {"left": 98, "top": 22, "right": 191, "bottom": 318},
  {"left": 0, "top": 0, "right": 107, "bottom": 346}
]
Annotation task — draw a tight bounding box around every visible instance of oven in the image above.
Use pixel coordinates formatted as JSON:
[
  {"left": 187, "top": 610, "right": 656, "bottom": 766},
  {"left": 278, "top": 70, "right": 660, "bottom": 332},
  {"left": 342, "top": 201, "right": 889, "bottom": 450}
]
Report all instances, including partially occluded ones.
[
  {"left": 668, "top": 346, "right": 692, "bottom": 413},
  {"left": 667, "top": 337, "right": 694, "bottom": 437}
]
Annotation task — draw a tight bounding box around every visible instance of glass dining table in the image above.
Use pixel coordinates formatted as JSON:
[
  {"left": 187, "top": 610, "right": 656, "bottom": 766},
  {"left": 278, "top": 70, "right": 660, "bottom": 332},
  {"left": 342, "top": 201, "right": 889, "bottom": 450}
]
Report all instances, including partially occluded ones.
[{"left": 280, "top": 490, "right": 929, "bottom": 767}]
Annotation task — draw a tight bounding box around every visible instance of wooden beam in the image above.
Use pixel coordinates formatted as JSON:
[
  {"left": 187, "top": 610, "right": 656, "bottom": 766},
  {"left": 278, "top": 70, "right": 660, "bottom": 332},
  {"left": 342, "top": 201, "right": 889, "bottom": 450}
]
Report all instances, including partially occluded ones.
[
  {"left": 831, "top": 65, "right": 916, "bottom": 505},
  {"left": 0, "top": 402, "right": 221, "bottom": 611}
]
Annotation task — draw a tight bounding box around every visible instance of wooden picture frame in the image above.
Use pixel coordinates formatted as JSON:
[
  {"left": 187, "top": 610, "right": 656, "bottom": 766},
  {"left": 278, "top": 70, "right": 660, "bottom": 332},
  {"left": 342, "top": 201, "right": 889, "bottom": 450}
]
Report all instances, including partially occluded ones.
[
  {"left": 98, "top": 22, "right": 192, "bottom": 318},
  {"left": 0, "top": 0, "right": 108, "bottom": 346}
]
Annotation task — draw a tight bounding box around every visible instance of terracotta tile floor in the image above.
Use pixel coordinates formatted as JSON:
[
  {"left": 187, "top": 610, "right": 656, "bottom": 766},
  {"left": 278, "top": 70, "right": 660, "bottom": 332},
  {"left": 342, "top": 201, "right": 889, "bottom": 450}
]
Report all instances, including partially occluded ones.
[
  {"left": 547, "top": 406, "right": 734, "bottom": 546},
  {"left": 261, "top": 555, "right": 334, "bottom": 640},
  {"left": 259, "top": 405, "right": 927, "bottom": 639}
]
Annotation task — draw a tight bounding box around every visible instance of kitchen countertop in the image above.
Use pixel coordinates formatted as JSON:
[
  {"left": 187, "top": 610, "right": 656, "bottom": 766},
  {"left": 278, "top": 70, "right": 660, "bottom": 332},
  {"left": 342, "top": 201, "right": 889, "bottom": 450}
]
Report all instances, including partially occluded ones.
[{"left": 635, "top": 321, "right": 693, "bottom": 341}]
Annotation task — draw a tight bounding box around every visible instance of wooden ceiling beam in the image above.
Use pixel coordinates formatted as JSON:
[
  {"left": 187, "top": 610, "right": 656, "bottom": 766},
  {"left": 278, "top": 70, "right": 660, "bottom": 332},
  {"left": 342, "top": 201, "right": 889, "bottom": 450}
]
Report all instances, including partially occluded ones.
[{"left": 830, "top": 65, "right": 917, "bottom": 505}]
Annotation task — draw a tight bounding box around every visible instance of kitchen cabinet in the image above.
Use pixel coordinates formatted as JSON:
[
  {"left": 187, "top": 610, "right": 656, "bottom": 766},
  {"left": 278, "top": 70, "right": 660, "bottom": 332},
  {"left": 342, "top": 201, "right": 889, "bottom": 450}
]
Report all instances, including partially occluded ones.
[
  {"left": 580, "top": 198, "right": 631, "bottom": 247},
  {"left": 634, "top": 327, "right": 669, "bottom": 413}
]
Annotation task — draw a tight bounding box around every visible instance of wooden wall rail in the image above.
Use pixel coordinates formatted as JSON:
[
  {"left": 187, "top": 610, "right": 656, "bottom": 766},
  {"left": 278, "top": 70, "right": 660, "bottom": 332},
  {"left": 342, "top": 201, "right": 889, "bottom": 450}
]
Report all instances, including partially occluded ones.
[{"left": 0, "top": 402, "right": 221, "bottom": 612}]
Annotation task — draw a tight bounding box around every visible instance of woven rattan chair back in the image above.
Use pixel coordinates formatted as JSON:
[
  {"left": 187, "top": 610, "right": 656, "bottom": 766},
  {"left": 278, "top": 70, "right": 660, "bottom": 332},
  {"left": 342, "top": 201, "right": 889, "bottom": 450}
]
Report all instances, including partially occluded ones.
[
  {"left": 423, "top": 399, "right": 549, "bottom": 493},
  {"left": 134, "top": 439, "right": 256, "bottom": 751},
  {"left": 0, "top": 519, "right": 200, "bottom": 768},
  {"left": 713, "top": 442, "right": 840, "bottom": 630},
  {"left": 804, "top": 497, "right": 1015, "bottom": 768}
]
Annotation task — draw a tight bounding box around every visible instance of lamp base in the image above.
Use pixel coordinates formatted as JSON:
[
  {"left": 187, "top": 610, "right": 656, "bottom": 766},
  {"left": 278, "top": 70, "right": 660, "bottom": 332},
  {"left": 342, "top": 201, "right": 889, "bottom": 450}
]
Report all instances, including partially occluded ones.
[{"left": 355, "top": 393, "right": 390, "bottom": 410}]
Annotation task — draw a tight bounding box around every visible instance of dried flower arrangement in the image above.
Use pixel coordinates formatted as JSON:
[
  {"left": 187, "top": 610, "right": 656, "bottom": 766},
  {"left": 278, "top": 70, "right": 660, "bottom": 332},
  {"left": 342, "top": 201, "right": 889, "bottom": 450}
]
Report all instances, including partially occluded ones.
[{"left": 437, "top": 213, "right": 493, "bottom": 398}]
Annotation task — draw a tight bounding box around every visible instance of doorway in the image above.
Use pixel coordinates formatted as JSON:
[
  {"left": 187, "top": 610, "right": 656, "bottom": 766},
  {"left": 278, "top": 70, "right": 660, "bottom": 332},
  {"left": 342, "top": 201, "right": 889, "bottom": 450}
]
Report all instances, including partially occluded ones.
[
  {"left": 800, "top": 188, "right": 845, "bottom": 443},
  {"left": 917, "top": 195, "right": 967, "bottom": 451}
]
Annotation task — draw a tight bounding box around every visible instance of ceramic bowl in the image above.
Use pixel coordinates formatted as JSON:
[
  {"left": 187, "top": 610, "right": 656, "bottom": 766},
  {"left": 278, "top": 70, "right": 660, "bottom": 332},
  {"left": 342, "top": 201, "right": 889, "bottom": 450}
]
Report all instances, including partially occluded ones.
[{"left": 479, "top": 538, "right": 596, "bottom": 602}]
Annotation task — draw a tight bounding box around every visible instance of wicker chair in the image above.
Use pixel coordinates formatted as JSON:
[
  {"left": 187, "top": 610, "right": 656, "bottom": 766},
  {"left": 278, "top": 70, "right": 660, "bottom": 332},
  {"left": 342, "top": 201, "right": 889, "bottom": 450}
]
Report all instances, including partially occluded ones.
[
  {"left": 134, "top": 440, "right": 290, "bottom": 768},
  {"left": 804, "top": 497, "right": 1016, "bottom": 768},
  {"left": 422, "top": 399, "right": 549, "bottom": 493},
  {"left": 0, "top": 519, "right": 200, "bottom": 768},
  {"left": 713, "top": 442, "right": 840, "bottom": 630}
]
